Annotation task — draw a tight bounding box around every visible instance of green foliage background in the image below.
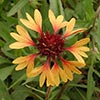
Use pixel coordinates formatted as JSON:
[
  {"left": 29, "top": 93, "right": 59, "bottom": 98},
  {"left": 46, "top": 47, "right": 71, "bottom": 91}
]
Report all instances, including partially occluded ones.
[{"left": 0, "top": 0, "right": 100, "bottom": 100}]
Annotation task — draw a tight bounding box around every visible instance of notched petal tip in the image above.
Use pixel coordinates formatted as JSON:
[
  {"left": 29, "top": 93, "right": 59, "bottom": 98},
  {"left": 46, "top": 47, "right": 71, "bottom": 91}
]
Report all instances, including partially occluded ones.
[
  {"left": 49, "top": 9, "right": 53, "bottom": 14},
  {"left": 34, "top": 9, "right": 39, "bottom": 13},
  {"left": 86, "top": 38, "right": 90, "bottom": 42},
  {"left": 70, "top": 17, "right": 76, "bottom": 21},
  {"left": 16, "top": 25, "right": 21, "bottom": 30}
]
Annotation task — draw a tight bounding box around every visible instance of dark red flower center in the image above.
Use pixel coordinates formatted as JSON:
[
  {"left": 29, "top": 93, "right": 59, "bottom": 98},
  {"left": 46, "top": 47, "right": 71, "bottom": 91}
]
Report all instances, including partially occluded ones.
[{"left": 36, "top": 32, "right": 64, "bottom": 59}]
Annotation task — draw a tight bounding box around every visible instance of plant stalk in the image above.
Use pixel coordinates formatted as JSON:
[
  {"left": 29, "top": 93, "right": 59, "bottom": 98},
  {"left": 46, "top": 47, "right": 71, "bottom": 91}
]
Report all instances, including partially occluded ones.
[
  {"left": 45, "top": 86, "right": 51, "bottom": 100},
  {"left": 56, "top": 82, "right": 69, "bottom": 100}
]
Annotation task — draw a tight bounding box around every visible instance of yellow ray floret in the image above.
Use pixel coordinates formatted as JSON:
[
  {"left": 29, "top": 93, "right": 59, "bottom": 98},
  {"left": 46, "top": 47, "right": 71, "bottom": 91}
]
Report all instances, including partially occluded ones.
[
  {"left": 61, "top": 57, "right": 85, "bottom": 81},
  {"left": 13, "top": 54, "right": 37, "bottom": 77},
  {"left": 20, "top": 9, "right": 42, "bottom": 34},
  {"left": 64, "top": 18, "right": 86, "bottom": 38},
  {"left": 49, "top": 10, "right": 67, "bottom": 33},
  {"left": 28, "top": 61, "right": 55, "bottom": 87},
  {"left": 9, "top": 25, "right": 35, "bottom": 49},
  {"left": 66, "top": 38, "right": 90, "bottom": 63},
  {"left": 51, "top": 62, "right": 67, "bottom": 86}
]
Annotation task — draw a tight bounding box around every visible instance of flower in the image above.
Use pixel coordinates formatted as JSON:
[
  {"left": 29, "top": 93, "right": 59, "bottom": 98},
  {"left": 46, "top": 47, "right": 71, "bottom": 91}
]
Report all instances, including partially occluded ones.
[{"left": 9, "top": 9, "right": 90, "bottom": 87}]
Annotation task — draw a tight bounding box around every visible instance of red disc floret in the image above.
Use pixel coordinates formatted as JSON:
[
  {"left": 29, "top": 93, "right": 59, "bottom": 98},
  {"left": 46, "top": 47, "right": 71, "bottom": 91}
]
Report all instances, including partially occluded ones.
[{"left": 37, "top": 32, "right": 64, "bottom": 59}]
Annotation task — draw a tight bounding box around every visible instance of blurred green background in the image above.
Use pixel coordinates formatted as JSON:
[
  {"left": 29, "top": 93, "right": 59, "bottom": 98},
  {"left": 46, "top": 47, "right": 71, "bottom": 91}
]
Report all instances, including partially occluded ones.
[{"left": 0, "top": 0, "right": 100, "bottom": 100}]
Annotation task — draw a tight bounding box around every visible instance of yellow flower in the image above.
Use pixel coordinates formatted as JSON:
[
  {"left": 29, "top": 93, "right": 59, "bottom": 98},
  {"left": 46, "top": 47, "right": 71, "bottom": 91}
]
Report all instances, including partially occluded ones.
[{"left": 10, "top": 9, "right": 90, "bottom": 87}]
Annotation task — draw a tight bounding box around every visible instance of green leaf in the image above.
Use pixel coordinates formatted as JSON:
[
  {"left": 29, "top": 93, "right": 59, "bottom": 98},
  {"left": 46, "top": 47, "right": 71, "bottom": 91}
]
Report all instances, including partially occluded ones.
[
  {"left": 0, "top": 80, "right": 12, "bottom": 100},
  {"left": 11, "top": 86, "right": 44, "bottom": 100},
  {"left": 7, "top": 0, "right": 28, "bottom": 17},
  {"left": 8, "top": 73, "right": 26, "bottom": 90},
  {"left": 0, "top": 56, "right": 10, "bottom": 64},
  {"left": 87, "top": 52, "right": 95, "bottom": 100},
  {"left": 11, "top": 86, "right": 32, "bottom": 100},
  {"left": 0, "top": 65, "right": 15, "bottom": 81},
  {"left": 82, "top": 0, "right": 94, "bottom": 21},
  {"left": 93, "top": 69, "right": 100, "bottom": 78},
  {"left": 0, "top": 22, "right": 11, "bottom": 41},
  {"left": 49, "top": 0, "right": 64, "bottom": 16},
  {"left": 60, "top": 95, "right": 70, "bottom": 100},
  {"left": 93, "top": 15, "right": 100, "bottom": 50}
]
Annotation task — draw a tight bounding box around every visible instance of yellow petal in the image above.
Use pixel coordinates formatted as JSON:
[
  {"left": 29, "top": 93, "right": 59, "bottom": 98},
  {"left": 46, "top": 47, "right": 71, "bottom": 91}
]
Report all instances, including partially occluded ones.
[
  {"left": 28, "top": 67, "right": 42, "bottom": 77},
  {"left": 69, "top": 61, "right": 85, "bottom": 67},
  {"left": 68, "top": 65, "right": 82, "bottom": 74},
  {"left": 64, "top": 66, "right": 73, "bottom": 81},
  {"left": 20, "top": 19, "right": 39, "bottom": 33},
  {"left": 53, "top": 71, "right": 60, "bottom": 86},
  {"left": 49, "top": 10, "right": 56, "bottom": 25},
  {"left": 9, "top": 42, "right": 31, "bottom": 49},
  {"left": 10, "top": 32, "right": 23, "bottom": 41},
  {"left": 56, "top": 15, "right": 64, "bottom": 25},
  {"left": 71, "top": 51, "right": 85, "bottom": 63},
  {"left": 78, "top": 47, "right": 90, "bottom": 51},
  {"left": 66, "top": 18, "right": 76, "bottom": 33},
  {"left": 39, "top": 73, "right": 46, "bottom": 87},
  {"left": 46, "top": 71, "right": 55, "bottom": 86},
  {"left": 73, "top": 38, "right": 90, "bottom": 47},
  {"left": 12, "top": 56, "right": 27, "bottom": 64},
  {"left": 70, "top": 28, "right": 86, "bottom": 36},
  {"left": 60, "top": 21, "right": 67, "bottom": 28},
  {"left": 58, "top": 67, "right": 67, "bottom": 82},
  {"left": 26, "top": 61, "right": 34, "bottom": 77},
  {"left": 26, "top": 12, "right": 35, "bottom": 23},
  {"left": 16, "top": 25, "right": 32, "bottom": 40},
  {"left": 77, "top": 51, "right": 88, "bottom": 58},
  {"left": 34, "top": 9, "right": 42, "bottom": 29},
  {"left": 15, "top": 62, "right": 28, "bottom": 70},
  {"left": 49, "top": 10, "right": 56, "bottom": 32}
]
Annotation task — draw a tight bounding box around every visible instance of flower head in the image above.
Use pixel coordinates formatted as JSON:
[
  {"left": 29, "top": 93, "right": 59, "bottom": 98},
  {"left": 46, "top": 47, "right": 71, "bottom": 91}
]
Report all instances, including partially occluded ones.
[{"left": 10, "top": 9, "right": 90, "bottom": 87}]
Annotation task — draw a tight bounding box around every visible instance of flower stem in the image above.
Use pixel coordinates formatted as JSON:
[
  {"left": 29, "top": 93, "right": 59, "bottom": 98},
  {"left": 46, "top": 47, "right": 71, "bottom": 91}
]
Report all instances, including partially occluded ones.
[
  {"left": 45, "top": 86, "right": 51, "bottom": 100},
  {"left": 56, "top": 82, "right": 69, "bottom": 100}
]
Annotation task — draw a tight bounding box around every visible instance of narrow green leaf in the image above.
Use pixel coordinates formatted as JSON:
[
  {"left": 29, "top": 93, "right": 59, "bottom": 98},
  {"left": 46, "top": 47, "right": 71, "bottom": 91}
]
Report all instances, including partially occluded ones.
[
  {"left": 93, "top": 69, "right": 100, "bottom": 78},
  {"left": 11, "top": 86, "right": 44, "bottom": 100},
  {"left": 93, "top": 15, "right": 100, "bottom": 50},
  {"left": 82, "top": 0, "right": 94, "bottom": 20},
  {"left": 68, "top": 83, "right": 100, "bottom": 93},
  {"left": 75, "top": 88, "right": 86, "bottom": 100},
  {"left": 50, "top": 0, "right": 64, "bottom": 16},
  {"left": 0, "top": 65, "right": 15, "bottom": 81},
  {"left": 25, "top": 84, "right": 45, "bottom": 95},
  {"left": 0, "top": 56, "right": 10, "bottom": 64},
  {"left": 8, "top": 74, "right": 26, "bottom": 90},
  {"left": 87, "top": 52, "right": 95, "bottom": 100},
  {"left": 0, "top": 80, "right": 12, "bottom": 100},
  {"left": 11, "top": 86, "right": 32, "bottom": 100},
  {"left": 0, "top": 22, "right": 11, "bottom": 41},
  {"left": 7, "top": 0, "right": 28, "bottom": 17}
]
